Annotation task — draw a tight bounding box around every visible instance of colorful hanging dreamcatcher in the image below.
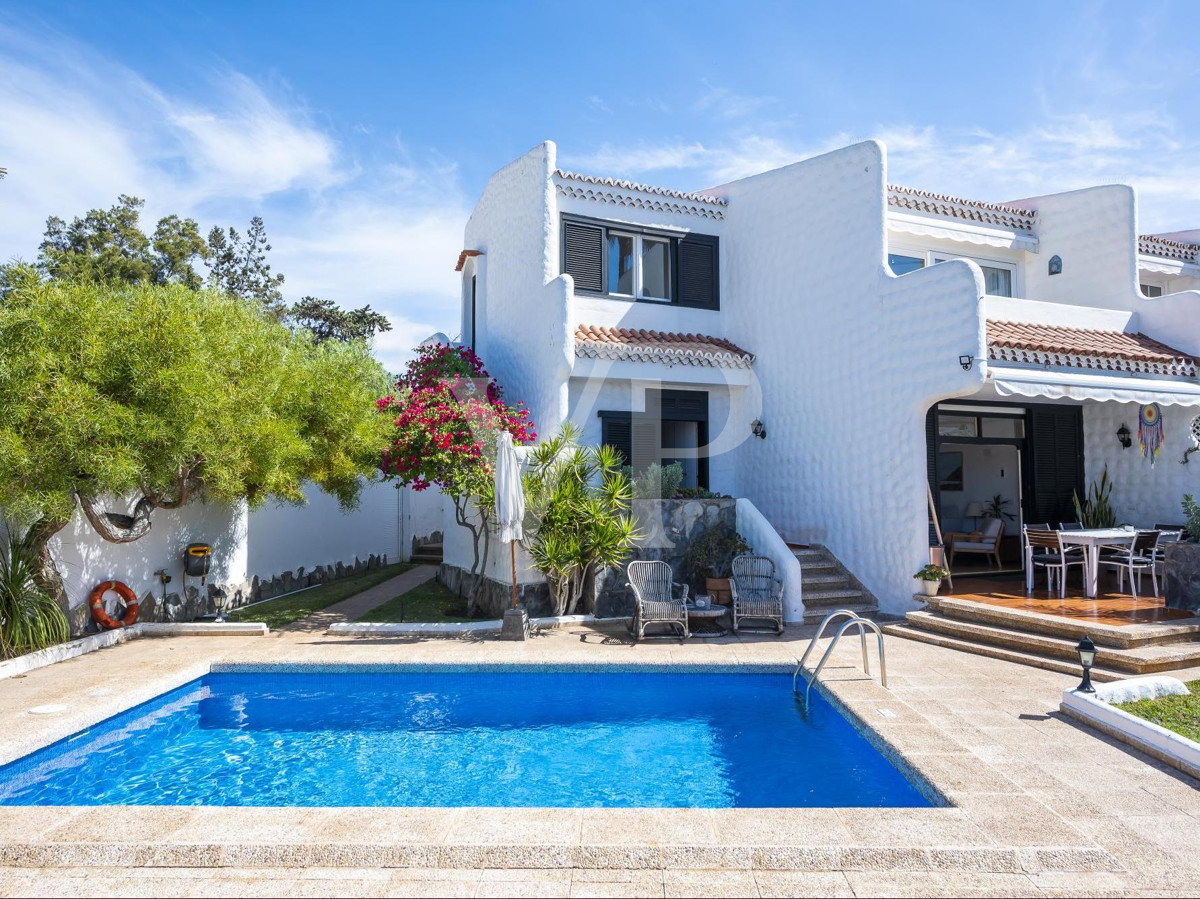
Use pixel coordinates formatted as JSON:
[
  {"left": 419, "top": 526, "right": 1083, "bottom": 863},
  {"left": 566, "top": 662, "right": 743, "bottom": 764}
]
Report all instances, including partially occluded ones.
[{"left": 1138, "top": 403, "right": 1165, "bottom": 466}]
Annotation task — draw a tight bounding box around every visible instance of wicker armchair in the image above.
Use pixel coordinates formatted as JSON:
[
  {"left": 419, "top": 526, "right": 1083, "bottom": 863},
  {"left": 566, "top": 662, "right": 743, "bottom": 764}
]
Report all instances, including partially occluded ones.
[
  {"left": 730, "top": 554, "right": 785, "bottom": 635},
  {"left": 626, "top": 560, "right": 689, "bottom": 641}
]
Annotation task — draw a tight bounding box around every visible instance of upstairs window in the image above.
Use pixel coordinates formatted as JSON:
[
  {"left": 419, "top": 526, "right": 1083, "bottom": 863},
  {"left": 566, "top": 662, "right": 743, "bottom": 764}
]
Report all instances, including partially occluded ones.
[
  {"left": 933, "top": 254, "right": 1014, "bottom": 297},
  {"left": 1141, "top": 283, "right": 1163, "bottom": 298},
  {"left": 888, "top": 253, "right": 925, "bottom": 276},
  {"left": 563, "top": 216, "right": 719, "bottom": 309}
]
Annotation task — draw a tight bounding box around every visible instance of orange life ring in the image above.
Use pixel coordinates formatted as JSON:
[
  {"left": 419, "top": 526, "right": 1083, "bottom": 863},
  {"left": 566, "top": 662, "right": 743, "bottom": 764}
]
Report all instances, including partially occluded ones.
[{"left": 88, "top": 581, "right": 140, "bottom": 629}]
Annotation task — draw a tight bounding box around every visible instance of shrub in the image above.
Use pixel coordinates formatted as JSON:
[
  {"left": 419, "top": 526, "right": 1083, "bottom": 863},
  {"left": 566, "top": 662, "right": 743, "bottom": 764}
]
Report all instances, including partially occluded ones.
[
  {"left": 683, "top": 524, "right": 750, "bottom": 583},
  {"left": 524, "top": 424, "right": 639, "bottom": 616},
  {"left": 0, "top": 522, "right": 69, "bottom": 658},
  {"left": 630, "top": 462, "right": 684, "bottom": 500}
]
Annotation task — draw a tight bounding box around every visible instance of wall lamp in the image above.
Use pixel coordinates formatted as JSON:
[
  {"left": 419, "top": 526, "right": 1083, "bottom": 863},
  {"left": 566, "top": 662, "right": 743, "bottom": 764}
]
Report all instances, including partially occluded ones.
[
  {"left": 1048, "top": 255, "right": 1063, "bottom": 276},
  {"left": 751, "top": 419, "right": 767, "bottom": 440},
  {"left": 959, "top": 355, "right": 974, "bottom": 371},
  {"left": 1117, "top": 424, "right": 1132, "bottom": 449}
]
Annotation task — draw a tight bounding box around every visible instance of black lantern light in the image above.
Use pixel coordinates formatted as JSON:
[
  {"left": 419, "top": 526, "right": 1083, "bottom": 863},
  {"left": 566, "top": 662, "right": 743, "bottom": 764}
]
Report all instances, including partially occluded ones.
[
  {"left": 1075, "top": 635, "right": 1097, "bottom": 694},
  {"left": 1117, "top": 424, "right": 1132, "bottom": 449},
  {"left": 959, "top": 354, "right": 974, "bottom": 371},
  {"left": 751, "top": 419, "right": 767, "bottom": 440},
  {"left": 1048, "top": 255, "right": 1063, "bottom": 276}
]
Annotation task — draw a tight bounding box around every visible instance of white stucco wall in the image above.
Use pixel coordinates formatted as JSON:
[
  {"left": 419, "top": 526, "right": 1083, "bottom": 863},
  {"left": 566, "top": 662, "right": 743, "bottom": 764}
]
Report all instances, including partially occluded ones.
[
  {"left": 45, "top": 479, "right": 403, "bottom": 617},
  {"left": 246, "top": 480, "right": 400, "bottom": 577},
  {"left": 462, "top": 142, "right": 572, "bottom": 435},
  {"left": 48, "top": 499, "right": 247, "bottom": 614},
  {"left": 1083, "top": 401, "right": 1200, "bottom": 528},
  {"left": 714, "top": 141, "right": 986, "bottom": 614},
  {"left": 400, "top": 485, "right": 445, "bottom": 552}
]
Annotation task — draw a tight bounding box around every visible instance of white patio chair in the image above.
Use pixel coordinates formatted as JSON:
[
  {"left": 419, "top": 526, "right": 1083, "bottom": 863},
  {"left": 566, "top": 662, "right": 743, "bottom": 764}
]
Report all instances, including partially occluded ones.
[
  {"left": 626, "top": 560, "right": 689, "bottom": 641},
  {"left": 1102, "top": 531, "right": 1162, "bottom": 600},
  {"left": 729, "top": 554, "right": 785, "bottom": 635},
  {"left": 1026, "top": 529, "right": 1087, "bottom": 598},
  {"left": 947, "top": 517, "right": 1005, "bottom": 569}
]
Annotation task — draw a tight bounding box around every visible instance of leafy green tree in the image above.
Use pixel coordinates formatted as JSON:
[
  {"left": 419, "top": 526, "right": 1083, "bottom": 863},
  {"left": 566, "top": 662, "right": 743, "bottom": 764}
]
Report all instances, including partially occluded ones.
[
  {"left": 37, "top": 195, "right": 208, "bottom": 288},
  {"left": 0, "top": 279, "right": 392, "bottom": 622},
  {"left": 524, "top": 423, "right": 639, "bottom": 616},
  {"left": 289, "top": 296, "right": 392, "bottom": 343},
  {"left": 206, "top": 216, "right": 287, "bottom": 316}
]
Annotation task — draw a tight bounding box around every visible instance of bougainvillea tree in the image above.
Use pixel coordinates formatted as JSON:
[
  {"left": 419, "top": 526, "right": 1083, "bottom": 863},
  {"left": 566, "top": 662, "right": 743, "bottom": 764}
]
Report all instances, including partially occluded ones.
[{"left": 378, "top": 344, "right": 534, "bottom": 611}]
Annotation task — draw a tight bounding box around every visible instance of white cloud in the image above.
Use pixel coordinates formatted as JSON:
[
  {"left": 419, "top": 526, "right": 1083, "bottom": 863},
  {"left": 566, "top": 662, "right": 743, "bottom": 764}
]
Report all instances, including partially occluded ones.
[
  {"left": 0, "top": 26, "right": 466, "bottom": 372},
  {"left": 564, "top": 113, "right": 1200, "bottom": 233}
]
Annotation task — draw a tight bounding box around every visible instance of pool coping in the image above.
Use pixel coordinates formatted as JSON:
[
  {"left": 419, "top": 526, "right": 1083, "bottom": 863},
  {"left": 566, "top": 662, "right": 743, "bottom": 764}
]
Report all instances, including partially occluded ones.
[{"left": 0, "top": 657, "right": 1118, "bottom": 875}]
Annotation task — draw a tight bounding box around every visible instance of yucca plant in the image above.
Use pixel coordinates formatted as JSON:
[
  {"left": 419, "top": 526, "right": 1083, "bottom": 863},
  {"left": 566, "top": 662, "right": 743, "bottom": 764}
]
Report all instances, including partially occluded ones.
[
  {"left": 1072, "top": 466, "right": 1117, "bottom": 529},
  {"left": 0, "top": 521, "right": 70, "bottom": 658},
  {"left": 524, "top": 424, "right": 640, "bottom": 616}
]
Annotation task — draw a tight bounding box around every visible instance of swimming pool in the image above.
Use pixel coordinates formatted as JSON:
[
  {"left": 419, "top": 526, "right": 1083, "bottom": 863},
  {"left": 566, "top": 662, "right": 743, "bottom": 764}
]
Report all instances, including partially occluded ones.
[{"left": 0, "top": 668, "right": 930, "bottom": 808}]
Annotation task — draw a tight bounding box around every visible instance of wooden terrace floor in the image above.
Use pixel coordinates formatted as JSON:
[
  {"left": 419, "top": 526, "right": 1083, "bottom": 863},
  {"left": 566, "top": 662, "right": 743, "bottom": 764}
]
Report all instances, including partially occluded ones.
[{"left": 946, "top": 575, "right": 1194, "bottom": 627}]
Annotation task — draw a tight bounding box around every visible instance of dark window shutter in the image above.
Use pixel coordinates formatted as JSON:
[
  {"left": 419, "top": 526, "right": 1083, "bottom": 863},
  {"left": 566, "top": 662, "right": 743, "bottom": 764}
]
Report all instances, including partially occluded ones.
[
  {"left": 926, "top": 407, "right": 940, "bottom": 546},
  {"left": 631, "top": 414, "right": 661, "bottom": 474},
  {"left": 676, "top": 234, "right": 719, "bottom": 309},
  {"left": 659, "top": 389, "right": 708, "bottom": 421},
  {"left": 1028, "top": 407, "right": 1084, "bottom": 524},
  {"left": 563, "top": 222, "right": 603, "bottom": 292},
  {"left": 600, "top": 414, "right": 632, "bottom": 467}
]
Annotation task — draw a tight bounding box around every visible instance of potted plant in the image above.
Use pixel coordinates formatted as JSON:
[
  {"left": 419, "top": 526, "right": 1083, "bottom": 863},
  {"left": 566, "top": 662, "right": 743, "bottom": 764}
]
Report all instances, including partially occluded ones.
[
  {"left": 683, "top": 524, "right": 750, "bottom": 606},
  {"left": 984, "top": 494, "right": 1016, "bottom": 522},
  {"left": 913, "top": 564, "right": 950, "bottom": 597}
]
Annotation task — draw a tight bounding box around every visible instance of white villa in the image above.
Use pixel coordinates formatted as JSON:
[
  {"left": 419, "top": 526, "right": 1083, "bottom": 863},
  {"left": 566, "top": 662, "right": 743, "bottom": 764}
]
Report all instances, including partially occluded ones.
[{"left": 450, "top": 139, "right": 1200, "bottom": 619}]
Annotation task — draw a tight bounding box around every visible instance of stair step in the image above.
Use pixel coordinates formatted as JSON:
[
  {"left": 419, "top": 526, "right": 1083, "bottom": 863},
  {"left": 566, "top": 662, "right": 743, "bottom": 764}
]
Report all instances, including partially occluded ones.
[
  {"left": 903, "top": 611, "right": 1200, "bottom": 674},
  {"left": 883, "top": 623, "right": 1125, "bottom": 682},
  {"left": 804, "top": 603, "right": 877, "bottom": 624},
  {"left": 803, "top": 588, "right": 866, "bottom": 602},
  {"left": 801, "top": 572, "right": 850, "bottom": 587}
]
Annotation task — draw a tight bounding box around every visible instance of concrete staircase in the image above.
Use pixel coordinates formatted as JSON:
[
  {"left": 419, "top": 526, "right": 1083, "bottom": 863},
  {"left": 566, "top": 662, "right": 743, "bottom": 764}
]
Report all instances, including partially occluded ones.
[
  {"left": 791, "top": 545, "right": 878, "bottom": 624},
  {"left": 884, "top": 596, "right": 1200, "bottom": 679}
]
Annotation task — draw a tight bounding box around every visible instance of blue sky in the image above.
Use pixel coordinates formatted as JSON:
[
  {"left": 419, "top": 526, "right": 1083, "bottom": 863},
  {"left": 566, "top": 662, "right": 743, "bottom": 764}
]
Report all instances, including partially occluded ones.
[{"left": 2, "top": 0, "right": 1197, "bottom": 369}]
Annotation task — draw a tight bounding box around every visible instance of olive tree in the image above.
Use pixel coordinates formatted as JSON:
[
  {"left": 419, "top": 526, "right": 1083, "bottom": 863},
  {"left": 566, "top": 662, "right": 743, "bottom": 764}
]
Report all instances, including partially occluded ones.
[{"left": 0, "top": 278, "right": 392, "bottom": 611}]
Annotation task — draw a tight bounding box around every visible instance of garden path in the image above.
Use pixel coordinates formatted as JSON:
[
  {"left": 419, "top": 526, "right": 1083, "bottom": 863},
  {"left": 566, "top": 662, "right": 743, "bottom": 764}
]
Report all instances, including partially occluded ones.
[{"left": 280, "top": 565, "right": 436, "bottom": 633}]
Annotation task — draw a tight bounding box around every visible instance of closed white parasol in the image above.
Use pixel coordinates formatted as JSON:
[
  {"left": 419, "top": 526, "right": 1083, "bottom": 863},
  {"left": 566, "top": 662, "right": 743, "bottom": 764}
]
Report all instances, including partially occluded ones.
[{"left": 495, "top": 431, "right": 525, "bottom": 609}]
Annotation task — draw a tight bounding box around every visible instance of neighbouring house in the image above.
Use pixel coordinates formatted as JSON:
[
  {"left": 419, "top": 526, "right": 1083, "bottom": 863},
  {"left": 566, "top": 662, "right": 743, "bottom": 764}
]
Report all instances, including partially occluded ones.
[{"left": 444, "top": 139, "right": 1200, "bottom": 619}]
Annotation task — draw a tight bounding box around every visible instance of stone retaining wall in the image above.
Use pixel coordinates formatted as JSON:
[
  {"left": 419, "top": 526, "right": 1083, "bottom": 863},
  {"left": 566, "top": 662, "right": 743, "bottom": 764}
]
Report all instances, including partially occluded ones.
[
  {"left": 126, "top": 554, "right": 389, "bottom": 627},
  {"left": 1164, "top": 543, "right": 1200, "bottom": 614}
]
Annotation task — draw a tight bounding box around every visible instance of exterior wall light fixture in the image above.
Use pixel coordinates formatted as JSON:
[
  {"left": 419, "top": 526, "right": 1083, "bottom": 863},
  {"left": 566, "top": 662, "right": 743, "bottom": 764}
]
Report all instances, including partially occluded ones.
[
  {"left": 959, "top": 355, "right": 974, "bottom": 371},
  {"left": 1117, "top": 424, "right": 1132, "bottom": 449},
  {"left": 751, "top": 419, "right": 767, "bottom": 440},
  {"left": 1048, "top": 255, "right": 1063, "bottom": 276},
  {"left": 1075, "top": 635, "right": 1097, "bottom": 694}
]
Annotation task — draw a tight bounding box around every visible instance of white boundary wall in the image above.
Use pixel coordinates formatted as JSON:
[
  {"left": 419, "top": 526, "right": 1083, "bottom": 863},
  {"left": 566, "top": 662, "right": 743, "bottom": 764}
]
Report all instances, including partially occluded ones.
[{"left": 44, "top": 479, "right": 407, "bottom": 619}]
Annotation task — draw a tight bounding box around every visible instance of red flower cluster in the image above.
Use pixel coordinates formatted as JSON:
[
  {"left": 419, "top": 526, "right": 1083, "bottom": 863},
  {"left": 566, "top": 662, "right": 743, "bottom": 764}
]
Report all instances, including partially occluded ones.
[{"left": 377, "top": 345, "right": 535, "bottom": 495}]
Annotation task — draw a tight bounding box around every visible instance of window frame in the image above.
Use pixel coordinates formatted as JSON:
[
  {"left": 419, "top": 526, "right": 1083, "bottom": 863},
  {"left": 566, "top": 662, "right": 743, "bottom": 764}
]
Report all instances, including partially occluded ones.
[
  {"left": 563, "top": 214, "right": 717, "bottom": 307},
  {"left": 889, "top": 243, "right": 1021, "bottom": 297}
]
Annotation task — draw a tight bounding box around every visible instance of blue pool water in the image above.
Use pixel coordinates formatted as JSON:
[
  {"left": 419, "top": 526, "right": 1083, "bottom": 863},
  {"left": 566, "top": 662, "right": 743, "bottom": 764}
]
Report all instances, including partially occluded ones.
[{"left": 0, "top": 669, "right": 930, "bottom": 808}]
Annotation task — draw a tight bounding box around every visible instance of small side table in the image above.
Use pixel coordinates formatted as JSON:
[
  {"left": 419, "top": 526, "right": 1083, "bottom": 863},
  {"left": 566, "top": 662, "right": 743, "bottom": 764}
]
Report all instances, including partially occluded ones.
[{"left": 685, "top": 601, "right": 730, "bottom": 637}]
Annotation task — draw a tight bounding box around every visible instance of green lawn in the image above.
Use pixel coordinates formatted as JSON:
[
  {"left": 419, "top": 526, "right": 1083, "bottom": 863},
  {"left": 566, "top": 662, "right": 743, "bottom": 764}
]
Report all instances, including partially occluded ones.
[
  {"left": 1116, "top": 680, "right": 1200, "bottom": 743},
  {"left": 230, "top": 563, "right": 414, "bottom": 630},
  {"left": 356, "top": 576, "right": 472, "bottom": 623}
]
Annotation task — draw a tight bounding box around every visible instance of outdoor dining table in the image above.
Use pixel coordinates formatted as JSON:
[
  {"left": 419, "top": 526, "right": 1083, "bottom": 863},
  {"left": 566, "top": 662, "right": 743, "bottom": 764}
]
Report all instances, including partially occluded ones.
[{"left": 1024, "top": 527, "right": 1139, "bottom": 598}]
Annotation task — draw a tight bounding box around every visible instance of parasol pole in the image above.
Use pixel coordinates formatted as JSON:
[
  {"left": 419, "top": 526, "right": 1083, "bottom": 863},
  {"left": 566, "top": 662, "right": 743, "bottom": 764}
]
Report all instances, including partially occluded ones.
[{"left": 510, "top": 541, "right": 519, "bottom": 609}]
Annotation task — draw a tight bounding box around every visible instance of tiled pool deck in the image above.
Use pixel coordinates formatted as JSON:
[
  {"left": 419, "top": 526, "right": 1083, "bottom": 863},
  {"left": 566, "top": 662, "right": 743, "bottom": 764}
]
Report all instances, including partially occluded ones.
[{"left": 0, "top": 622, "right": 1197, "bottom": 897}]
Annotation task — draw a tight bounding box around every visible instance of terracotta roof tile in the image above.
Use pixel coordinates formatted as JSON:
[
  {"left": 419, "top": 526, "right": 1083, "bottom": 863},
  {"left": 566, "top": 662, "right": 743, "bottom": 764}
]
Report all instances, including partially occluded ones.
[
  {"left": 987, "top": 320, "right": 1198, "bottom": 378},
  {"left": 888, "top": 185, "right": 1037, "bottom": 232},
  {"left": 454, "top": 249, "right": 482, "bottom": 272},
  {"left": 556, "top": 170, "right": 727, "bottom": 207},
  {"left": 1139, "top": 234, "right": 1200, "bottom": 263},
  {"left": 574, "top": 325, "right": 754, "bottom": 369}
]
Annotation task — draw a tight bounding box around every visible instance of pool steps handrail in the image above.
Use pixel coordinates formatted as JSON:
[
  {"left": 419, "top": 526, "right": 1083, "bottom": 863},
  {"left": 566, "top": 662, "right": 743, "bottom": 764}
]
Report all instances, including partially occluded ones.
[{"left": 793, "top": 609, "right": 887, "bottom": 705}]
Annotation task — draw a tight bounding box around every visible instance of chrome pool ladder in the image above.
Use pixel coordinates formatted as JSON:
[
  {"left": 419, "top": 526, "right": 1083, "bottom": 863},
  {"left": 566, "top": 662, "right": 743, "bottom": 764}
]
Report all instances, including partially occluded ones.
[{"left": 793, "top": 609, "right": 887, "bottom": 706}]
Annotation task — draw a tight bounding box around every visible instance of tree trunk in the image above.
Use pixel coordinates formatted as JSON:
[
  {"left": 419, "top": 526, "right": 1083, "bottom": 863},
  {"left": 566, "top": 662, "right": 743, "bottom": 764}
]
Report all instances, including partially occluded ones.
[{"left": 27, "top": 517, "right": 71, "bottom": 621}]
